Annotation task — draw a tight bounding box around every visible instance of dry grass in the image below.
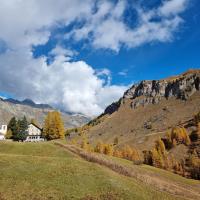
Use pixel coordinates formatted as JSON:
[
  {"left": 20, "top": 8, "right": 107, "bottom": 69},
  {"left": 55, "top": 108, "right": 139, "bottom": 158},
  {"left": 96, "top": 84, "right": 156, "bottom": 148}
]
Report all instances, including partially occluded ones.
[
  {"left": 55, "top": 142, "right": 200, "bottom": 200},
  {"left": 81, "top": 191, "right": 123, "bottom": 200},
  {"left": 0, "top": 142, "right": 181, "bottom": 200},
  {"left": 83, "top": 92, "right": 200, "bottom": 151}
]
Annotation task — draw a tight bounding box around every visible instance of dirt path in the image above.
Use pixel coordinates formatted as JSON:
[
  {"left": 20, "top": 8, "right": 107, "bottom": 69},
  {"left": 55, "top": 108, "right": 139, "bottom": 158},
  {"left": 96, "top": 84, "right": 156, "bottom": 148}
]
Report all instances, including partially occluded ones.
[{"left": 55, "top": 142, "right": 200, "bottom": 200}]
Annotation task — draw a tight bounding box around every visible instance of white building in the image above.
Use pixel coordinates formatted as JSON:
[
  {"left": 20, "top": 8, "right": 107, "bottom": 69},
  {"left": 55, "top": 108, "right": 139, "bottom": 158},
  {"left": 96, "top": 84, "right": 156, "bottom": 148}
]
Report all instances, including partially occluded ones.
[
  {"left": 25, "top": 123, "right": 44, "bottom": 142},
  {"left": 0, "top": 125, "right": 7, "bottom": 140}
]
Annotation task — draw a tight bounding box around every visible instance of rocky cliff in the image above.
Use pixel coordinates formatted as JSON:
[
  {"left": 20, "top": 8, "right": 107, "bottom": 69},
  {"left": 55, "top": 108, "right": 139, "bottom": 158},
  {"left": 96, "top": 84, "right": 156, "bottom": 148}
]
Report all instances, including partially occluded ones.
[{"left": 105, "top": 70, "right": 200, "bottom": 114}]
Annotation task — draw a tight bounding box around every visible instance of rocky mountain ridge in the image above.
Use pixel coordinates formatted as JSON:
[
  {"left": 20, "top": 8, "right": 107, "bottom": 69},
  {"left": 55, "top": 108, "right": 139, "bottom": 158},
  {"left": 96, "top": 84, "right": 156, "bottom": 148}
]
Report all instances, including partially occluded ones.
[
  {"left": 0, "top": 98, "right": 53, "bottom": 109},
  {"left": 0, "top": 97, "right": 90, "bottom": 128},
  {"left": 84, "top": 69, "right": 200, "bottom": 150},
  {"left": 105, "top": 70, "right": 200, "bottom": 115}
]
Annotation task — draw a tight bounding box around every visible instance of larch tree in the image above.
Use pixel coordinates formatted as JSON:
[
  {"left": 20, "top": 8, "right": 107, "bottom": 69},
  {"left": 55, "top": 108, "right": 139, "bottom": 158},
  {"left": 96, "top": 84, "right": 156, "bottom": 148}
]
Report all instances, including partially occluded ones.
[
  {"left": 43, "top": 111, "right": 65, "bottom": 140},
  {"left": 94, "top": 141, "right": 104, "bottom": 154}
]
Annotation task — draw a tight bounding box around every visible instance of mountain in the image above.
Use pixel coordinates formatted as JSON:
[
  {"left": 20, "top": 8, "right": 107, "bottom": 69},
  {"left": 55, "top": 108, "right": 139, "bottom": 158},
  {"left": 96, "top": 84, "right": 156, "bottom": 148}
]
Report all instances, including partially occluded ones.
[
  {"left": 85, "top": 69, "right": 200, "bottom": 150},
  {"left": 4, "top": 98, "right": 53, "bottom": 109},
  {"left": 0, "top": 98, "right": 90, "bottom": 128}
]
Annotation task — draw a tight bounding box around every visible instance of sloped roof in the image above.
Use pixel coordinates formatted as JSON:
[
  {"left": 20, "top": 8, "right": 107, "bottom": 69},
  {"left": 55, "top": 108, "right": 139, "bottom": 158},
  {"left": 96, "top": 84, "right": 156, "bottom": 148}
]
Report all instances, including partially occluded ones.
[{"left": 29, "top": 123, "right": 42, "bottom": 130}]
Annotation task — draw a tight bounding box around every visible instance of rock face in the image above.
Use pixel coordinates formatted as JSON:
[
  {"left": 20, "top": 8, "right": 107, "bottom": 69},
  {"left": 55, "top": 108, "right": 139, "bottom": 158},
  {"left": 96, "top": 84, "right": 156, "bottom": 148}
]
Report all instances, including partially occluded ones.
[{"left": 104, "top": 70, "right": 200, "bottom": 114}]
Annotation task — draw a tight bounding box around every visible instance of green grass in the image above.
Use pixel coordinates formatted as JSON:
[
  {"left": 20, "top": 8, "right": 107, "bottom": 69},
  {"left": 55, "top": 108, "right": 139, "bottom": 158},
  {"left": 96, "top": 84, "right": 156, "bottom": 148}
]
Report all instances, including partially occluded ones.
[{"left": 0, "top": 142, "right": 182, "bottom": 200}]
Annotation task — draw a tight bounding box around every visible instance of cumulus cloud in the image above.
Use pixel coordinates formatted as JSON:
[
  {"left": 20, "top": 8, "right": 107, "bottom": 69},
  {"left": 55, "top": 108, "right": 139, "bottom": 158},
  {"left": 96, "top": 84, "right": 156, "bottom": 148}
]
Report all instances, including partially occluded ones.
[
  {"left": 68, "top": 0, "right": 189, "bottom": 51},
  {"left": 0, "top": 0, "right": 189, "bottom": 116},
  {"left": 0, "top": 47, "right": 127, "bottom": 116}
]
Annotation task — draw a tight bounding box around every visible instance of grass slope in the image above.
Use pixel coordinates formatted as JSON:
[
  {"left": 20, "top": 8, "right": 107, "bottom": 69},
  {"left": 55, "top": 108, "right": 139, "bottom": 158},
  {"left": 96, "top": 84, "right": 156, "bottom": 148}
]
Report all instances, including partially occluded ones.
[
  {"left": 55, "top": 142, "right": 200, "bottom": 200},
  {"left": 0, "top": 142, "right": 181, "bottom": 200}
]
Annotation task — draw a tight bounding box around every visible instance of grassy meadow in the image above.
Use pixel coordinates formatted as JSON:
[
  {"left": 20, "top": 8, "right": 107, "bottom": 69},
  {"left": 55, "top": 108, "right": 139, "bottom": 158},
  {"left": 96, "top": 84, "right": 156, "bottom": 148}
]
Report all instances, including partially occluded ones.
[{"left": 0, "top": 141, "right": 192, "bottom": 200}]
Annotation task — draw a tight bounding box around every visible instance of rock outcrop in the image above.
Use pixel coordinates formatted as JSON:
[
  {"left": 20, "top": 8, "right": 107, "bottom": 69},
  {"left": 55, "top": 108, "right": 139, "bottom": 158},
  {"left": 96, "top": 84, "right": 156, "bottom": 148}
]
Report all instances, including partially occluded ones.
[{"left": 104, "top": 70, "right": 200, "bottom": 114}]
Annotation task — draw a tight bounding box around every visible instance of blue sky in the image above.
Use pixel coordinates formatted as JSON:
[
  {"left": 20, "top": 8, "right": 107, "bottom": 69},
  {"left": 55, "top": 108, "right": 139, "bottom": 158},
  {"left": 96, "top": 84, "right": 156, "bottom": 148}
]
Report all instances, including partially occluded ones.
[
  {"left": 33, "top": 0, "right": 200, "bottom": 85},
  {"left": 0, "top": 0, "right": 199, "bottom": 116}
]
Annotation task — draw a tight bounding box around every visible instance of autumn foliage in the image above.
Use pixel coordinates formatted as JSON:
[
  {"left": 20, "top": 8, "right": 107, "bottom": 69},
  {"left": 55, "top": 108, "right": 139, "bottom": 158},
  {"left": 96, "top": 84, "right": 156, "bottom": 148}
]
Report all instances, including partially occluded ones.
[
  {"left": 43, "top": 111, "right": 65, "bottom": 140},
  {"left": 165, "top": 127, "right": 191, "bottom": 148}
]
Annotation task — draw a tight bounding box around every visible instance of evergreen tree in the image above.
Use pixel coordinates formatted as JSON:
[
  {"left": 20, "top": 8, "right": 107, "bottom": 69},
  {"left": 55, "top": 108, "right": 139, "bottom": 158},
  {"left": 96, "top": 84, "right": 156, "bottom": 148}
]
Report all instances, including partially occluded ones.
[
  {"left": 7, "top": 117, "right": 17, "bottom": 138},
  {"left": 43, "top": 111, "right": 65, "bottom": 140},
  {"left": 15, "top": 116, "right": 28, "bottom": 141}
]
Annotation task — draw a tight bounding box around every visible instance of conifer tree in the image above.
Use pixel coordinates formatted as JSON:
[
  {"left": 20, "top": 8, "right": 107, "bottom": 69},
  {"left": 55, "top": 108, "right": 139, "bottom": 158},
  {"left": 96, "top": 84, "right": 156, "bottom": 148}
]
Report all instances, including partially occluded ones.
[
  {"left": 15, "top": 116, "right": 28, "bottom": 141},
  {"left": 104, "top": 144, "right": 113, "bottom": 156},
  {"left": 151, "top": 148, "right": 164, "bottom": 168},
  {"left": 155, "top": 137, "right": 166, "bottom": 155},
  {"left": 7, "top": 117, "right": 17, "bottom": 138},
  {"left": 94, "top": 141, "right": 104, "bottom": 153},
  {"left": 113, "top": 149, "right": 122, "bottom": 158},
  {"left": 81, "top": 136, "right": 90, "bottom": 151},
  {"left": 43, "top": 111, "right": 65, "bottom": 140}
]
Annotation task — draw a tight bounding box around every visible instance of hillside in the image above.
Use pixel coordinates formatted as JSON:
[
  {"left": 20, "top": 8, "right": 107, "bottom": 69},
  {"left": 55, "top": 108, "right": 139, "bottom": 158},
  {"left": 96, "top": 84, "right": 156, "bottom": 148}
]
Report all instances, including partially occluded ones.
[
  {"left": 0, "top": 142, "right": 189, "bottom": 200},
  {"left": 0, "top": 98, "right": 89, "bottom": 128},
  {"left": 84, "top": 69, "right": 200, "bottom": 150}
]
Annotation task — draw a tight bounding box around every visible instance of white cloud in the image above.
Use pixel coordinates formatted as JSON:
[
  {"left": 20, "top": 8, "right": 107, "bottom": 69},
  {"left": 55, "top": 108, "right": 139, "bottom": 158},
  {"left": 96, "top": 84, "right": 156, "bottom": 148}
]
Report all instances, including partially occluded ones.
[
  {"left": 159, "top": 0, "right": 189, "bottom": 17},
  {"left": 118, "top": 71, "right": 127, "bottom": 76},
  {"left": 68, "top": 0, "right": 189, "bottom": 51},
  {"left": 0, "top": 47, "right": 126, "bottom": 116},
  {"left": 0, "top": 0, "right": 190, "bottom": 116}
]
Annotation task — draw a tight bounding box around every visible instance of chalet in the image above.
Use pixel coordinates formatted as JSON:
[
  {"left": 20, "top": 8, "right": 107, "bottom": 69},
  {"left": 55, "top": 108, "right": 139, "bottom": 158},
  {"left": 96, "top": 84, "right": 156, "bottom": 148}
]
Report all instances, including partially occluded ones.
[
  {"left": 25, "top": 123, "right": 44, "bottom": 142},
  {"left": 0, "top": 125, "right": 7, "bottom": 140}
]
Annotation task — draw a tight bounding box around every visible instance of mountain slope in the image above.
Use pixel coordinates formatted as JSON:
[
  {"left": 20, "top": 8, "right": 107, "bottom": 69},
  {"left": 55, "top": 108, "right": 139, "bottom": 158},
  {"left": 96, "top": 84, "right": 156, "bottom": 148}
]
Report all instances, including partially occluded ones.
[
  {"left": 85, "top": 69, "right": 200, "bottom": 150},
  {"left": 0, "top": 98, "right": 89, "bottom": 128},
  {"left": 0, "top": 142, "right": 184, "bottom": 200}
]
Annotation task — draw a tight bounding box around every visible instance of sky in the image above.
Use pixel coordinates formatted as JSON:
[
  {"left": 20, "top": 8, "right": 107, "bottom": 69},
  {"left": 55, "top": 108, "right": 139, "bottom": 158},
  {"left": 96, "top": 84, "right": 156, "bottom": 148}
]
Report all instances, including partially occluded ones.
[{"left": 0, "top": 0, "right": 199, "bottom": 116}]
